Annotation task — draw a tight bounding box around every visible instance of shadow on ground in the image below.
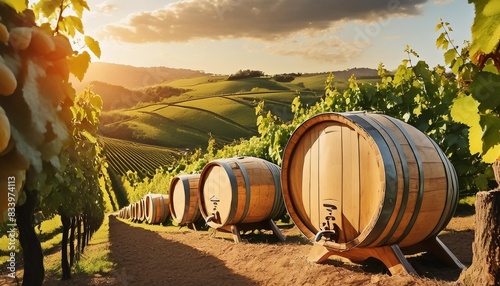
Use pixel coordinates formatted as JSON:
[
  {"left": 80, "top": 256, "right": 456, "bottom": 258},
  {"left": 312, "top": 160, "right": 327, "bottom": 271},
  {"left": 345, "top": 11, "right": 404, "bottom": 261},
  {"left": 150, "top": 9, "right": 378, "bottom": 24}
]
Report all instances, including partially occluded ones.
[{"left": 107, "top": 216, "right": 256, "bottom": 286}]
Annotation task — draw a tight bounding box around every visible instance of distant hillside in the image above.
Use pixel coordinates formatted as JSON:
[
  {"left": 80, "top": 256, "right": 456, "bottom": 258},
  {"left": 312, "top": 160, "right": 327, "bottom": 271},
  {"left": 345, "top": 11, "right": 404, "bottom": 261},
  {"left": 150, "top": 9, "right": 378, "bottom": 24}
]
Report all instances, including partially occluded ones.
[
  {"left": 332, "top": 67, "right": 379, "bottom": 80},
  {"left": 71, "top": 62, "right": 206, "bottom": 92},
  {"left": 91, "top": 81, "right": 188, "bottom": 111}
]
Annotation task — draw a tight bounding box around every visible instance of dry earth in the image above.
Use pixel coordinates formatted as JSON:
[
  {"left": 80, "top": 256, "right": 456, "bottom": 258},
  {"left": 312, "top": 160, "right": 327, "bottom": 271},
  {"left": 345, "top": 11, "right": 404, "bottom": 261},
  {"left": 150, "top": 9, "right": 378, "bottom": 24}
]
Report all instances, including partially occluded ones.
[{"left": 36, "top": 213, "right": 474, "bottom": 286}]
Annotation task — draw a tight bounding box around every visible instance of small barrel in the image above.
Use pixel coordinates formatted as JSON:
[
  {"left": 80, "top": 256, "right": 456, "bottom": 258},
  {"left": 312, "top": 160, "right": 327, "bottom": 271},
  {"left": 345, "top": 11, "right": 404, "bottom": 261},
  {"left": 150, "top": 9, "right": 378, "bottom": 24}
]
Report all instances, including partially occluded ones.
[
  {"left": 281, "top": 112, "right": 459, "bottom": 251},
  {"left": 169, "top": 174, "right": 202, "bottom": 225},
  {"left": 137, "top": 198, "right": 146, "bottom": 223},
  {"left": 124, "top": 205, "right": 131, "bottom": 220},
  {"left": 134, "top": 201, "right": 142, "bottom": 222},
  {"left": 198, "top": 156, "right": 285, "bottom": 229},
  {"left": 130, "top": 203, "right": 137, "bottom": 221},
  {"left": 144, "top": 194, "right": 170, "bottom": 224}
]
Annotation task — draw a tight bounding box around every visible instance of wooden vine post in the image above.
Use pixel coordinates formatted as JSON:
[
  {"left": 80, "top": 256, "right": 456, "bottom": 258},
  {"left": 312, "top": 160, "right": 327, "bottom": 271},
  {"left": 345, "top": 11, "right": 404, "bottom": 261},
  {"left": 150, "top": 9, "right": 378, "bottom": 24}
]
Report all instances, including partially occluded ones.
[{"left": 458, "top": 160, "right": 500, "bottom": 285}]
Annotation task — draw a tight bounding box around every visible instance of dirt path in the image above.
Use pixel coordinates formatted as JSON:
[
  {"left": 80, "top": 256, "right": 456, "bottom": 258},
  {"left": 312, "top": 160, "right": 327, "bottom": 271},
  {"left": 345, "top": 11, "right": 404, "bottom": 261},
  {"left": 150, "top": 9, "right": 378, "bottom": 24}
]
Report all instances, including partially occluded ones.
[
  {"left": 36, "top": 213, "right": 474, "bottom": 285},
  {"left": 42, "top": 214, "right": 471, "bottom": 286}
]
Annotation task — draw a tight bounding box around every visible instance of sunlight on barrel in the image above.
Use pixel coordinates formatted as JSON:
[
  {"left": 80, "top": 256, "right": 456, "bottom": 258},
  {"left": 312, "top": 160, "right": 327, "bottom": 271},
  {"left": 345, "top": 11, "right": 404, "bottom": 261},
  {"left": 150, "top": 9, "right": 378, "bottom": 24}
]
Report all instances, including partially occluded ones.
[{"left": 281, "top": 112, "right": 459, "bottom": 251}]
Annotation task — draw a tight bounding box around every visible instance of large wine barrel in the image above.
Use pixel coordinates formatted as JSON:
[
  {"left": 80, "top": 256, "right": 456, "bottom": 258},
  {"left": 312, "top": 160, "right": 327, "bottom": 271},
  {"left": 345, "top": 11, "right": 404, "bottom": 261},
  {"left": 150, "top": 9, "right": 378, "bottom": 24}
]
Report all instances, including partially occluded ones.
[
  {"left": 198, "top": 156, "right": 285, "bottom": 228},
  {"left": 144, "top": 194, "right": 170, "bottom": 224},
  {"left": 169, "top": 174, "right": 202, "bottom": 225},
  {"left": 281, "top": 112, "right": 459, "bottom": 251}
]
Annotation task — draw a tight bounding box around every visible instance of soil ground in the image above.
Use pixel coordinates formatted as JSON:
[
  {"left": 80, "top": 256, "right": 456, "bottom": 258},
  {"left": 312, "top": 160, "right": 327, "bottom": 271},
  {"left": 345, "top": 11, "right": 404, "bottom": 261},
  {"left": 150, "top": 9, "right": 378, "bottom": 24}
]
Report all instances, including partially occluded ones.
[{"left": 38, "top": 212, "right": 474, "bottom": 286}]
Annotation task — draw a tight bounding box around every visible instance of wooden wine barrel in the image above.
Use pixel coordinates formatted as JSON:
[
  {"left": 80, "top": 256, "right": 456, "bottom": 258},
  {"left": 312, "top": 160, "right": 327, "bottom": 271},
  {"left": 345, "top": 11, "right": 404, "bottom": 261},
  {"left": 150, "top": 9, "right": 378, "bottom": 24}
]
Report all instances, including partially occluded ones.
[
  {"left": 198, "top": 156, "right": 285, "bottom": 229},
  {"left": 133, "top": 201, "right": 141, "bottom": 222},
  {"left": 121, "top": 206, "right": 127, "bottom": 219},
  {"left": 144, "top": 194, "right": 170, "bottom": 224},
  {"left": 169, "top": 174, "right": 202, "bottom": 225},
  {"left": 281, "top": 112, "right": 459, "bottom": 251},
  {"left": 130, "top": 203, "right": 137, "bottom": 221},
  {"left": 124, "top": 205, "right": 131, "bottom": 220},
  {"left": 137, "top": 198, "right": 146, "bottom": 222}
]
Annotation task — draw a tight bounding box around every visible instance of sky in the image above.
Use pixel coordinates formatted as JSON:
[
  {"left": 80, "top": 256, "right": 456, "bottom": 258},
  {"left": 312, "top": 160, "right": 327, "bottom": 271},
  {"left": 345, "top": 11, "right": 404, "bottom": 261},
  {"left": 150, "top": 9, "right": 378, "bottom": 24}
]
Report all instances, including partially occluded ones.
[{"left": 80, "top": 0, "right": 475, "bottom": 75}]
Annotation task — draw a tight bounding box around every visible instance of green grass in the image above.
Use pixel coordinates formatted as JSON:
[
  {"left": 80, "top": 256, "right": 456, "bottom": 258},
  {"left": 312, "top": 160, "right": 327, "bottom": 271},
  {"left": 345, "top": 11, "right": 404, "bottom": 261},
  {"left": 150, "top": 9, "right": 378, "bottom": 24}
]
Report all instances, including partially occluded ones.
[
  {"left": 72, "top": 216, "right": 113, "bottom": 275},
  {"left": 175, "top": 96, "right": 257, "bottom": 128},
  {"left": 153, "top": 105, "right": 255, "bottom": 140},
  {"left": 43, "top": 215, "right": 113, "bottom": 278},
  {"left": 0, "top": 215, "right": 62, "bottom": 265},
  {"left": 166, "top": 76, "right": 290, "bottom": 97},
  {"left": 164, "top": 75, "right": 227, "bottom": 89}
]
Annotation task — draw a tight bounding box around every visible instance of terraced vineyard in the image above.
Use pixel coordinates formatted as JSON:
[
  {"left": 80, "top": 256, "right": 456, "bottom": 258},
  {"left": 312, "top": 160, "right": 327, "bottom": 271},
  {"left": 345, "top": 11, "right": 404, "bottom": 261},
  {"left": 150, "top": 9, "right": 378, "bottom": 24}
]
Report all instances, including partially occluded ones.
[{"left": 100, "top": 136, "right": 180, "bottom": 178}]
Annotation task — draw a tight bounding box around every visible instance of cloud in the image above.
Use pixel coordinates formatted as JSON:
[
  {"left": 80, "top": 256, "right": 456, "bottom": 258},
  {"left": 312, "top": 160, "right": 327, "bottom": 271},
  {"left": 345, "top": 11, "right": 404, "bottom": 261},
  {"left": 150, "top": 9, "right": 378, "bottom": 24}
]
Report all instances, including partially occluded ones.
[
  {"left": 267, "top": 27, "right": 372, "bottom": 63},
  {"left": 95, "top": 1, "right": 118, "bottom": 13},
  {"left": 432, "top": 0, "right": 454, "bottom": 5},
  {"left": 100, "top": 0, "right": 428, "bottom": 43}
]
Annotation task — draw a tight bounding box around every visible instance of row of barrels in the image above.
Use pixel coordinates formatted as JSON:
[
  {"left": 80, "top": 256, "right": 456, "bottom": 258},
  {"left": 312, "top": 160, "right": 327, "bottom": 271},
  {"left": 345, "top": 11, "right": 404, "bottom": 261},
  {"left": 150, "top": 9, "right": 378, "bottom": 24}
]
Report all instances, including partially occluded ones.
[
  {"left": 117, "top": 112, "right": 460, "bottom": 252},
  {"left": 118, "top": 194, "right": 171, "bottom": 224},
  {"left": 117, "top": 156, "right": 286, "bottom": 229}
]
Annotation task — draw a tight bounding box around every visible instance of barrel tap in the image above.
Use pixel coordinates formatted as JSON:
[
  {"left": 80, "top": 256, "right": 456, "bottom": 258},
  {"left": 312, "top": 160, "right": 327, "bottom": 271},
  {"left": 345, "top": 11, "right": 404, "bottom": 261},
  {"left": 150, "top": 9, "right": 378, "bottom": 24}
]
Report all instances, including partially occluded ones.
[
  {"left": 206, "top": 195, "right": 220, "bottom": 224},
  {"left": 315, "top": 203, "right": 339, "bottom": 242}
]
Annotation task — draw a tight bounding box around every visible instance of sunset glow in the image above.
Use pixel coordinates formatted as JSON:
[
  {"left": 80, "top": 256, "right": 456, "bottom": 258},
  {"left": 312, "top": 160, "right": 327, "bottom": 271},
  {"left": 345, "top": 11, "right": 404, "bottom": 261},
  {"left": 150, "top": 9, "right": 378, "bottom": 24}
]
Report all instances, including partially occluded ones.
[{"left": 81, "top": 0, "right": 474, "bottom": 74}]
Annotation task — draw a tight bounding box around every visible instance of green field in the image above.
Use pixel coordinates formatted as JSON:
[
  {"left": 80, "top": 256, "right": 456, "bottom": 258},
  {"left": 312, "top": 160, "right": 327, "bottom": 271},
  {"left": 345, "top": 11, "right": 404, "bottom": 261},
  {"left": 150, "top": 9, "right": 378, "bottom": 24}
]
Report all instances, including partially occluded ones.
[
  {"left": 99, "top": 72, "right": 380, "bottom": 178},
  {"left": 101, "top": 136, "right": 179, "bottom": 177}
]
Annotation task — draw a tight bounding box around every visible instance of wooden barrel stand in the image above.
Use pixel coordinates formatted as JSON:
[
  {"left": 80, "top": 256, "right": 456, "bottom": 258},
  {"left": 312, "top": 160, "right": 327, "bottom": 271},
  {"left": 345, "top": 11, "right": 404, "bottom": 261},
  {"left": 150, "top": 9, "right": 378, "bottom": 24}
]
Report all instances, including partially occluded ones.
[
  {"left": 210, "top": 220, "right": 285, "bottom": 243},
  {"left": 308, "top": 235, "right": 465, "bottom": 275}
]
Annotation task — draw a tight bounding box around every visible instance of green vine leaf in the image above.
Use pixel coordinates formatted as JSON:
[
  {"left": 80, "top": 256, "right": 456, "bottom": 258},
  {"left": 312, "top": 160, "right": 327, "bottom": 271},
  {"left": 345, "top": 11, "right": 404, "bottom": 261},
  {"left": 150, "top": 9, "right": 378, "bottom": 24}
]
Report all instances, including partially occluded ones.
[
  {"left": 444, "top": 49, "right": 457, "bottom": 65},
  {"left": 0, "top": 0, "right": 27, "bottom": 12},
  {"left": 480, "top": 114, "right": 500, "bottom": 155},
  {"left": 469, "top": 71, "right": 500, "bottom": 111},
  {"left": 84, "top": 35, "right": 101, "bottom": 58},
  {"left": 68, "top": 51, "right": 91, "bottom": 81},
  {"left": 70, "top": 0, "right": 90, "bottom": 18},
  {"left": 469, "top": 0, "right": 500, "bottom": 56},
  {"left": 451, "top": 93, "right": 481, "bottom": 127}
]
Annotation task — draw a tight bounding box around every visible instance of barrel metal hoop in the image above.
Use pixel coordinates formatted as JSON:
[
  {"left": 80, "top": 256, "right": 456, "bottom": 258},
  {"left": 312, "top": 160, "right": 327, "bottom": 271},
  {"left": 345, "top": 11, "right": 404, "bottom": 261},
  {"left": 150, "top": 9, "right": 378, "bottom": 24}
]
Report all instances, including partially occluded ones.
[
  {"left": 264, "top": 160, "right": 284, "bottom": 220},
  {"left": 232, "top": 158, "right": 252, "bottom": 224},
  {"left": 347, "top": 114, "right": 398, "bottom": 245},
  {"left": 181, "top": 177, "right": 191, "bottom": 223},
  {"left": 388, "top": 119, "right": 425, "bottom": 244},
  {"left": 424, "top": 138, "right": 458, "bottom": 239},
  {"left": 371, "top": 115, "right": 410, "bottom": 245}
]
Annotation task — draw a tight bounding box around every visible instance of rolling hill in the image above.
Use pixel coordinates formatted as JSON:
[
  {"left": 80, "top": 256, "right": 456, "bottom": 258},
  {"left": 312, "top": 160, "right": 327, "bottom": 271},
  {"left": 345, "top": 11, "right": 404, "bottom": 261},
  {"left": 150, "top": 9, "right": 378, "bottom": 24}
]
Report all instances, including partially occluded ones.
[
  {"left": 71, "top": 62, "right": 206, "bottom": 92},
  {"left": 94, "top": 65, "right": 380, "bottom": 177}
]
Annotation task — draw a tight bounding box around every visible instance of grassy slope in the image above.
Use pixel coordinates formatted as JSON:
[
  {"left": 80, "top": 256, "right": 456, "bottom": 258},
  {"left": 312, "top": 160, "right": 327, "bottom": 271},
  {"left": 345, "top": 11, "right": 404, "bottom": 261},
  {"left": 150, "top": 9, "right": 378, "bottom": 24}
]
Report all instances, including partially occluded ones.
[
  {"left": 100, "top": 75, "right": 325, "bottom": 148},
  {"left": 99, "top": 72, "right": 381, "bottom": 178}
]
